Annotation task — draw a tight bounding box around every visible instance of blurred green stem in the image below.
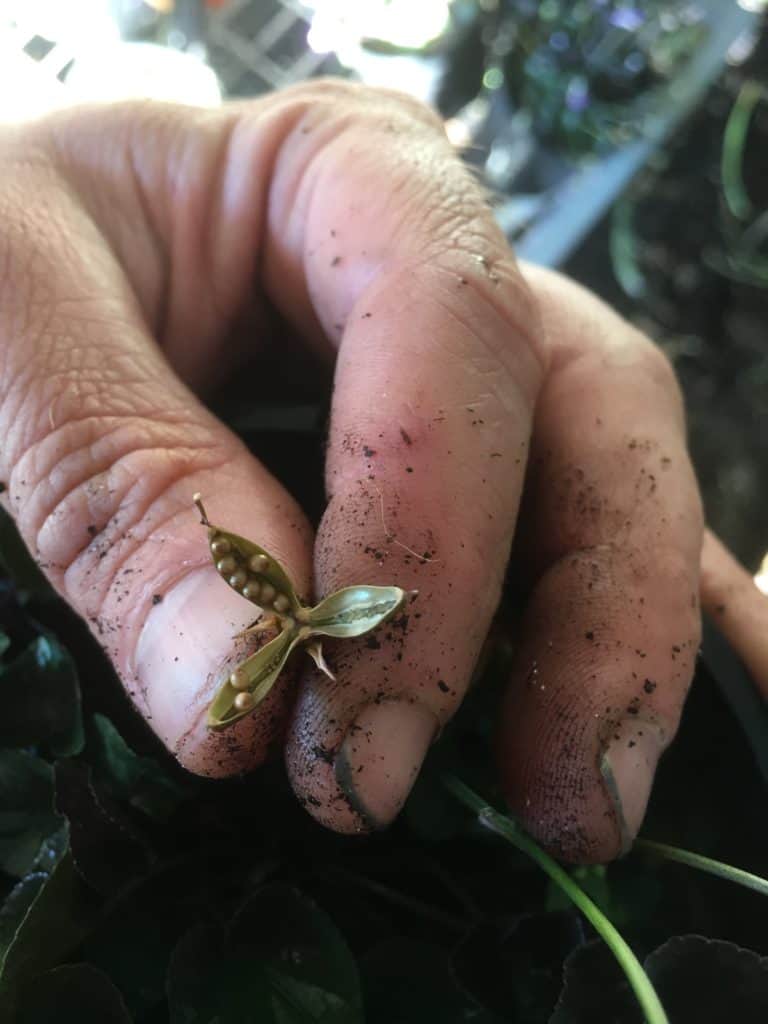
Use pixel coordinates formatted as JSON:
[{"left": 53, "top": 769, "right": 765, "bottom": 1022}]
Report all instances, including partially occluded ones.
[
  {"left": 722, "top": 80, "right": 767, "bottom": 221},
  {"left": 637, "top": 839, "right": 768, "bottom": 897}
]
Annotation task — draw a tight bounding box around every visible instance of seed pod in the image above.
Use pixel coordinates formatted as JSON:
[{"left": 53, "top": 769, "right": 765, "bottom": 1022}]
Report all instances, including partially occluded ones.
[
  {"left": 194, "top": 494, "right": 408, "bottom": 732},
  {"left": 307, "top": 585, "right": 406, "bottom": 638},
  {"left": 208, "top": 628, "right": 302, "bottom": 729},
  {"left": 194, "top": 494, "right": 300, "bottom": 613}
]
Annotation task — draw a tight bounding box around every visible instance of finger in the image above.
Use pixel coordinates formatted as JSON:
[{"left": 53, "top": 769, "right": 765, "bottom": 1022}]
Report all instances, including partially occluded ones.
[
  {"left": 497, "top": 265, "right": 703, "bottom": 863},
  {"left": 282, "top": 105, "right": 547, "bottom": 830},
  {"left": 0, "top": 114, "right": 313, "bottom": 775},
  {"left": 701, "top": 529, "right": 768, "bottom": 697}
]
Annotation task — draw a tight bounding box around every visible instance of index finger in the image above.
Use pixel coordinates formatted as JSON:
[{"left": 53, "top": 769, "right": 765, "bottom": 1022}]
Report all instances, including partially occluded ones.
[{"left": 282, "top": 102, "right": 547, "bottom": 830}]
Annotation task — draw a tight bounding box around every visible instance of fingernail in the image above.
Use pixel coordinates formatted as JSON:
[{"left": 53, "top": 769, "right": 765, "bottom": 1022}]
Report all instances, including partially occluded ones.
[
  {"left": 335, "top": 700, "right": 438, "bottom": 829},
  {"left": 601, "top": 718, "right": 665, "bottom": 855}
]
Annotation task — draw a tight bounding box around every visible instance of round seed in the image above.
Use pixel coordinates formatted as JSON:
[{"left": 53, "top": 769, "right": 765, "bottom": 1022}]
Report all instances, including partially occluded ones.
[
  {"left": 229, "top": 668, "right": 250, "bottom": 691},
  {"left": 229, "top": 569, "right": 247, "bottom": 590},
  {"left": 234, "top": 692, "right": 254, "bottom": 711},
  {"left": 259, "top": 583, "right": 276, "bottom": 606},
  {"left": 273, "top": 593, "right": 291, "bottom": 613},
  {"left": 210, "top": 536, "right": 231, "bottom": 557},
  {"left": 242, "top": 580, "right": 261, "bottom": 602},
  {"left": 216, "top": 556, "right": 236, "bottom": 575},
  {"left": 249, "top": 553, "right": 270, "bottom": 573}
]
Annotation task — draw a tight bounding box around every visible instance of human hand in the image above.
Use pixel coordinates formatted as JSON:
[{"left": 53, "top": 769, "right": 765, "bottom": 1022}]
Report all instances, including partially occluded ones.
[{"left": 0, "top": 83, "right": 762, "bottom": 862}]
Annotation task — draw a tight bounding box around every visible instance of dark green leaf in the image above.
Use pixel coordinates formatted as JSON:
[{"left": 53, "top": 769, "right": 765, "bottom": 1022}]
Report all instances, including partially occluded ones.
[
  {"left": 0, "top": 852, "right": 89, "bottom": 999},
  {"left": 454, "top": 913, "right": 584, "bottom": 1023},
  {"left": 167, "top": 885, "right": 363, "bottom": 1024},
  {"left": 85, "top": 900, "right": 183, "bottom": 1020},
  {"left": 0, "top": 635, "right": 84, "bottom": 756},
  {"left": 0, "top": 751, "right": 59, "bottom": 877},
  {"left": 645, "top": 935, "right": 768, "bottom": 1022},
  {"left": 549, "top": 939, "right": 636, "bottom": 1024},
  {"left": 232, "top": 883, "right": 362, "bottom": 1022},
  {"left": 363, "top": 939, "right": 505, "bottom": 1024},
  {"left": 54, "top": 760, "right": 154, "bottom": 894},
  {"left": 166, "top": 924, "right": 275, "bottom": 1024},
  {"left": 90, "top": 714, "right": 188, "bottom": 822},
  {"left": 0, "top": 632, "right": 9, "bottom": 658},
  {"left": 15, "top": 963, "right": 133, "bottom": 1023}
]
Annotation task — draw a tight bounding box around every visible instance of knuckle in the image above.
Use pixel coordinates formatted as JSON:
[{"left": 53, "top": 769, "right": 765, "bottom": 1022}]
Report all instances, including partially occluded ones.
[{"left": 14, "top": 411, "right": 229, "bottom": 598}]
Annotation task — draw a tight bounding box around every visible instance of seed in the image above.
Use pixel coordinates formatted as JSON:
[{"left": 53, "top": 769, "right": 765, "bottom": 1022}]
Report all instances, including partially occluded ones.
[
  {"left": 229, "top": 569, "right": 247, "bottom": 590},
  {"left": 234, "top": 692, "right": 254, "bottom": 711},
  {"left": 242, "top": 580, "right": 261, "bottom": 602},
  {"left": 260, "top": 583, "right": 276, "bottom": 605},
  {"left": 249, "top": 553, "right": 270, "bottom": 573},
  {"left": 211, "top": 536, "right": 231, "bottom": 557},
  {"left": 216, "top": 556, "right": 236, "bottom": 575},
  {"left": 229, "top": 668, "right": 250, "bottom": 691},
  {"left": 273, "top": 593, "right": 290, "bottom": 613}
]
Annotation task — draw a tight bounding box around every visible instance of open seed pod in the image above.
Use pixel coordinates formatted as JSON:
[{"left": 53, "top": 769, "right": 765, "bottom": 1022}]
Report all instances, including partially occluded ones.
[{"left": 194, "top": 495, "right": 407, "bottom": 730}]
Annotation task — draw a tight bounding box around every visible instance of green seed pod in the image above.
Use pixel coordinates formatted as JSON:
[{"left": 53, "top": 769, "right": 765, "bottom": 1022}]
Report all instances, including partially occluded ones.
[
  {"left": 194, "top": 493, "right": 408, "bottom": 731},
  {"left": 307, "top": 585, "right": 406, "bottom": 638}
]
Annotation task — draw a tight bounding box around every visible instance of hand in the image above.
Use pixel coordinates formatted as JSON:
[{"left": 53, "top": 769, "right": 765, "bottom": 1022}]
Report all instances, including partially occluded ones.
[{"left": 0, "top": 83, "right": 763, "bottom": 863}]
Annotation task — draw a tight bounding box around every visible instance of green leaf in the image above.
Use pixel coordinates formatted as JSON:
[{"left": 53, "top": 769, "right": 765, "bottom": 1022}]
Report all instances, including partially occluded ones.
[
  {"left": 54, "top": 760, "right": 154, "bottom": 894},
  {"left": 645, "top": 935, "right": 768, "bottom": 1022},
  {"left": 0, "top": 751, "right": 59, "bottom": 878},
  {"left": 15, "top": 963, "right": 133, "bottom": 1023},
  {"left": 85, "top": 900, "right": 184, "bottom": 1020},
  {"left": 363, "top": 939, "right": 504, "bottom": 1024},
  {"left": 0, "top": 634, "right": 84, "bottom": 757},
  {"left": 167, "top": 885, "right": 363, "bottom": 1024},
  {"left": 207, "top": 628, "right": 302, "bottom": 730},
  {"left": 0, "top": 850, "right": 89, "bottom": 1000},
  {"left": 0, "top": 632, "right": 9, "bottom": 658},
  {"left": 166, "top": 924, "right": 276, "bottom": 1024},
  {"left": 231, "top": 884, "right": 363, "bottom": 1022},
  {"left": 307, "top": 586, "right": 405, "bottom": 639},
  {"left": 90, "top": 714, "right": 188, "bottom": 822},
  {"left": 549, "top": 940, "right": 636, "bottom": 1024}
]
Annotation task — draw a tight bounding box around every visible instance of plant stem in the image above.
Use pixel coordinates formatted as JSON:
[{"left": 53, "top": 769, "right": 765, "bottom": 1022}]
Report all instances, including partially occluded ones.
[
  {"left": 443, "top": 775, "right": 669, "bottom": 1024},
  {"left": 637, "top": 839, "right": 768, "bottom": 897},
  {"left": 722, "top": 80, "right": 766, "bottom": 221}
]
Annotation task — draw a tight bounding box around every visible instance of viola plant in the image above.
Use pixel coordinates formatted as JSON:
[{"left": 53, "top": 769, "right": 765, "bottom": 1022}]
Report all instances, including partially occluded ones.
[{"left": 193, "top": 495, "right": 407, "bottom": 730}]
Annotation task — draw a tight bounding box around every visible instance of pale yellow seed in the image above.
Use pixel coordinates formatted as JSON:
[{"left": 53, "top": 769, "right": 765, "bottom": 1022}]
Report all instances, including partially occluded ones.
[
  {"left": 242, "top": 580, "right": 261, "bottom": 602},
  {"left": 216, "top": 556, "right": 236, "bottom": 575},
  {"left": 249, "top": 553, "right": 270, "bottom": 573},
  {"left": 234, "top": 691, "right": 254, "bottom": 711},
  {"left": 229, "top": 668, "right": 250, "bottom": 691},
  {"left": 260, "top": 583, "right": 276, "bottom": 605},
  {"left": 229, "top": 569, "right": 247, "bottom": 590},
  {"left": 273, "top": 594, "right": 290, "bottom": 613},
  {"left": 211, "top": 536, "right": 231, "bottom": 557}
]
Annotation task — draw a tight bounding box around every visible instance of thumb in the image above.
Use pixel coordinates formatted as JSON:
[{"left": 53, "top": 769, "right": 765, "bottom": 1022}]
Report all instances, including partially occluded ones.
[{"left": 0, "top": 117, "right": 312, "bottom": 775}]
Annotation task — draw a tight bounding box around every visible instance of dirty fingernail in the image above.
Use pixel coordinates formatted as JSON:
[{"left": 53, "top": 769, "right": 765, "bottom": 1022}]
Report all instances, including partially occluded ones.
[
  {"left": 601, "top": 718, "right": 665, "bottom": 855},
  {"left": 335, "top": 700, "right": 438, "bottom": 829}
]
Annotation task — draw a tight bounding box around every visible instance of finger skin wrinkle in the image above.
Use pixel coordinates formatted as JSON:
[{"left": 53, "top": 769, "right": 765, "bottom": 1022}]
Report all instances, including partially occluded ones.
[{"left": 15, "top": 414, "right": 229, "bottom": 578}]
